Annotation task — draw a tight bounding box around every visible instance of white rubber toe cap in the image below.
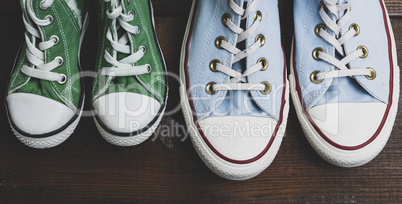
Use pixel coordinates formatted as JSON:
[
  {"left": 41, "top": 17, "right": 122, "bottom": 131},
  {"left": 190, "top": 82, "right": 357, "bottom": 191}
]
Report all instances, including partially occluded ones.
[
  {"left": 6, "top": 93, "right": 75, "bottom": 135},
  {"left": 198, "top": 116, "right": 278, "bottom": 161},
  {"left": 93, "top": 92, "right": 161, "bottom": 133},
  {"left": 308, "top": 103, "right": 387, "bottom": 147}
]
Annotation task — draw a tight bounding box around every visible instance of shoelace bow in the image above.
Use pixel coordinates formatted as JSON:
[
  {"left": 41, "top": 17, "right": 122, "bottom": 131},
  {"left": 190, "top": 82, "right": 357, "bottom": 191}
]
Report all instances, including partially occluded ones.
[
  {"left": 211, "top": 0, "right": 267, "bottom": 92},
  {"left": 21, "top": 0, "right": 67, "bottom": 84},
  {"left": 314, "top": 0, "right": 373, "bottom": 81},
  {"left": 101, "top": 0, "right": 150, "bottom": 79}
]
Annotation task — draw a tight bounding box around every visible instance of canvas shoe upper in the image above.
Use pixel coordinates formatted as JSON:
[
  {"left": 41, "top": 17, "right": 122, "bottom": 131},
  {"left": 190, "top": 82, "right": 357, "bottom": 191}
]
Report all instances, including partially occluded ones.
[
  {"left": 92, "top": 0, "right": 168, "bottom": 146},
  {"left": 180, "top": 0, "right": 289, "bottom": 180},
  {"left": 6, "top": 0, "right": 87, "bottom": 149},
  {"left": 291, "top": 0, "right": 399, "bottom": 167}
]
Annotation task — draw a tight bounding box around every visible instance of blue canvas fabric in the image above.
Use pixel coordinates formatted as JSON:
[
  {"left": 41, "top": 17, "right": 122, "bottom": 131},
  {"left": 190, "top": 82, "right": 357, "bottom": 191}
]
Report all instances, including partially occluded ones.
[
  {"left": 294, "top": 0, "right": 390, "bottom": 110},
  {"left": 186, "top": 0, "right": 286, "bottom": 121}
]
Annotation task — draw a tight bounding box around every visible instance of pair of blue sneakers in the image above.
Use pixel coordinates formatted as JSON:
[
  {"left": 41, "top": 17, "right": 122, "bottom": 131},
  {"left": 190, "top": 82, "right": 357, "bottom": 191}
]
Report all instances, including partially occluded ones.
[{"left": 180, "top": 0, "right": 399, "bottom": 180}]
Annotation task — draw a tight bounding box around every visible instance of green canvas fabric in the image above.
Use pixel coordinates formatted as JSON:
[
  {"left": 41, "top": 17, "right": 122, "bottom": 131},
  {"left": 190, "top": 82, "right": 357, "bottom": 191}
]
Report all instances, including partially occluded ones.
[
  {"left": 8, "top": 0, "right": 86, "bottom": 112},
  {"left": 93, "top": 0, "right": 166, "bottom": 104}
]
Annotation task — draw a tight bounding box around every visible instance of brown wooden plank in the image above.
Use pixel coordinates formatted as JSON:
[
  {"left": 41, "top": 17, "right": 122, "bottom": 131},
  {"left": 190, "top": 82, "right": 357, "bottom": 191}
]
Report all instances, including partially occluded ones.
[
  {"left": 387, "top": 0, "right": 402, "bottom": 16},
  {"left": 393, "top": 19, "right": 402, "bottom": 64},
  {"left": 0, "top": 0, "right": 401, "bottom": 203}
]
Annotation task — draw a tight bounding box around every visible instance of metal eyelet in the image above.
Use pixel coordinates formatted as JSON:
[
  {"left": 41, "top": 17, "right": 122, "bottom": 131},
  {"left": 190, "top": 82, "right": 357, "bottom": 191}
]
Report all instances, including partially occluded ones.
[
  {"left": 357, "top": 45, "right": 369, "bottom": 58},
  {"left": 310, "top": 71, "right": 323, "bottom": 84},
  {"left": 50, "top": 35, "right": 59, "bottom": 45},
  {"left": 222, "top": 13, "right": 232, "bottom": 26},
  {"left": 146, "top": 64, "right": 152, "bottom": 74},
  {"left": 128, "top": 10, "right": 135, "bottom": 17},
  {"left": 215, "top": 36, "right": 227, "bottom": 49},
  {"left": 315, "top": 24, "right": 327, "bottom": 37},
  {"left": 56, "top": 56, "right": 64, "bottom": 67},
  {"left": 260, "top": 81, "right": 271, "bottom": 95},
  {"left": 209, "top": 59, "right": 221, "bottom": 72},
  {"left": 206, "top": 82, "right": 217, "bottom": 95},
  {"left": 312, "top": 47, "right": 325, "bottom": 61},
  {"left": 344, "top": 5, "right": 351, "bottom": 14},
  {"left": 257, "top": 58, "right": 268, "bottom": 71},
  {"left": 39, "top": 0, "right": 49, "bottom": 10},
  {"left": 255, "top": 34, "right": 265, "bottom": 47},
  {"left": 44, "top": 15, "right": 54, "bottom": 25},
  {"left": 139, "top": 45, "right": 147, "bottom": 53},
  {"left": 134, "top": 26, "right": 141, "bottom": 36},
  {"left": 254, "top": 11, "right": 262, "bottom": 22},
  {"left": 365, "top": 68, "right": 376, "bottom": 80},
  {"left": 58, "top": 74, "right": 67, "bottom": 85},
  {"left": 349, "top": 23, "right": 360, "bottom": 36},
  {"left": 319, "top": 2, "right": 328, "bottom": 12}
]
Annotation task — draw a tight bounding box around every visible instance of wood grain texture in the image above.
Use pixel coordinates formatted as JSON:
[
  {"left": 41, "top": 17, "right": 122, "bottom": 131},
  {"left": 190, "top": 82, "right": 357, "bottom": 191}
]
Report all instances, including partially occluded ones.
[
  {"left": 0, "top": 0, "right": 401, "bottom": 203},
  {"left": 387, "top": 0, "right": 402, "bottom": 16}
]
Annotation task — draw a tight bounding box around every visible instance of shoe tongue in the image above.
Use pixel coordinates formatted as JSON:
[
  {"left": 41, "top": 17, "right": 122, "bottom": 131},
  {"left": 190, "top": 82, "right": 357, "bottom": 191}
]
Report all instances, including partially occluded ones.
[
  {"left": 116, "top": 34, "right": 131, "bottom": 62},
  {"left": 64, "top": 0, "right": 84, "bottom": 18},
  {"left": 110, "top": 0, "right": 120, "bottom": 7},
  {"left": 115, "top": 0, "right": 134, "bottom": 62},
  {"left": 234, "top": 0, "right": 245, "bottom": 8}
]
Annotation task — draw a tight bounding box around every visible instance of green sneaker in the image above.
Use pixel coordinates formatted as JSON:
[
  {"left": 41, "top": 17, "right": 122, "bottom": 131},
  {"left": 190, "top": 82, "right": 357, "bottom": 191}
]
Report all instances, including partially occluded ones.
[
  {"left": 6, "top": 0, "right": 88, "bottom": 149},
  {"left": 92, "top": 0, "right": 168, "bottom": 146}
]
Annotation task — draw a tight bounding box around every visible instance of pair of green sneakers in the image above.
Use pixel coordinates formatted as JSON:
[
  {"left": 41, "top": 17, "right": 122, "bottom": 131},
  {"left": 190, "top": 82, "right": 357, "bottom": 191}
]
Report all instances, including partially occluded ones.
[{"left": 6, "top": 0, "right": 167, "bottom": 148}]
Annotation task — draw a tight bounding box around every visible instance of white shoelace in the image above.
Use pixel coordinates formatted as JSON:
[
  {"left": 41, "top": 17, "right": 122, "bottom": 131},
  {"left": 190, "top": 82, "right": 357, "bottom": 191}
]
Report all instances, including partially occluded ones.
[
  {"left": 211, "top": 0, "right": 266, "bottom": 92},
  {"left": 20, "top": 0, "right": 67, "bottom": 84},
  {"left": 101, "top": 0, "right": 150, "bottom": 80},
  {"left": 314, "top": 0, "right": 372, "bottom": 81}
]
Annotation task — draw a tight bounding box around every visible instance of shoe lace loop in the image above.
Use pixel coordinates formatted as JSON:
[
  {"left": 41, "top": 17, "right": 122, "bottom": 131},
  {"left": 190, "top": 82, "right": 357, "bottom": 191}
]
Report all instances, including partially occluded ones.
[
  {"left": 313, "top": 0, "right": 373, "bottom": 81},
  {"left": 101, "top": 0, "right": 150, "bottom": 78},
  {"left": 20, "top": 0, "right": 66, "bottom": 84},
  {"left": 211, "top": 0, "right": 266, "bottom": 92}
]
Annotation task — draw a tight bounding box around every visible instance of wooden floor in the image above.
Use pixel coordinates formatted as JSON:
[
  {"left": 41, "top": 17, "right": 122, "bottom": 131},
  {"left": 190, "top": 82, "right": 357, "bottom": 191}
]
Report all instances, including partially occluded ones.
[{"left": 1, "top": 0, "right": 402, "bottom": 203}]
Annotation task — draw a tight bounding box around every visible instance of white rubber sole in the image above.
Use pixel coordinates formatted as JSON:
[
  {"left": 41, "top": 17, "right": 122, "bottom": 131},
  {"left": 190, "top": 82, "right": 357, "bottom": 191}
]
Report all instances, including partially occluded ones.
[
  {"left": 289, "top": 2, "right": 400, "bottom": 167},
  {"left": 179, "top": 0, "right": 290, "bottom": 180},
  {"left": 10, "top": 102, "right": 84, "bottom": 149},
  {"left": 6, "top": 12, "right": 89, "bottom": 149},
  {"left": 93, "top": 106, "right": 165, "bottom": 147},
  {"left": 93, "top": 0, "right": 168, "bottom": 147}
]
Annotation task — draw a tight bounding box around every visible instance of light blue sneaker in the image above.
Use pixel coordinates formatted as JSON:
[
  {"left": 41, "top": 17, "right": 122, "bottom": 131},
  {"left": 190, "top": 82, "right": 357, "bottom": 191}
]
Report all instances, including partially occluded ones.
[
  {"left": 290, "top": 0, "right": 399, "bottom": 167},
  {"left": 180, "top": 0, "right": 289, "bottom": 180}
]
